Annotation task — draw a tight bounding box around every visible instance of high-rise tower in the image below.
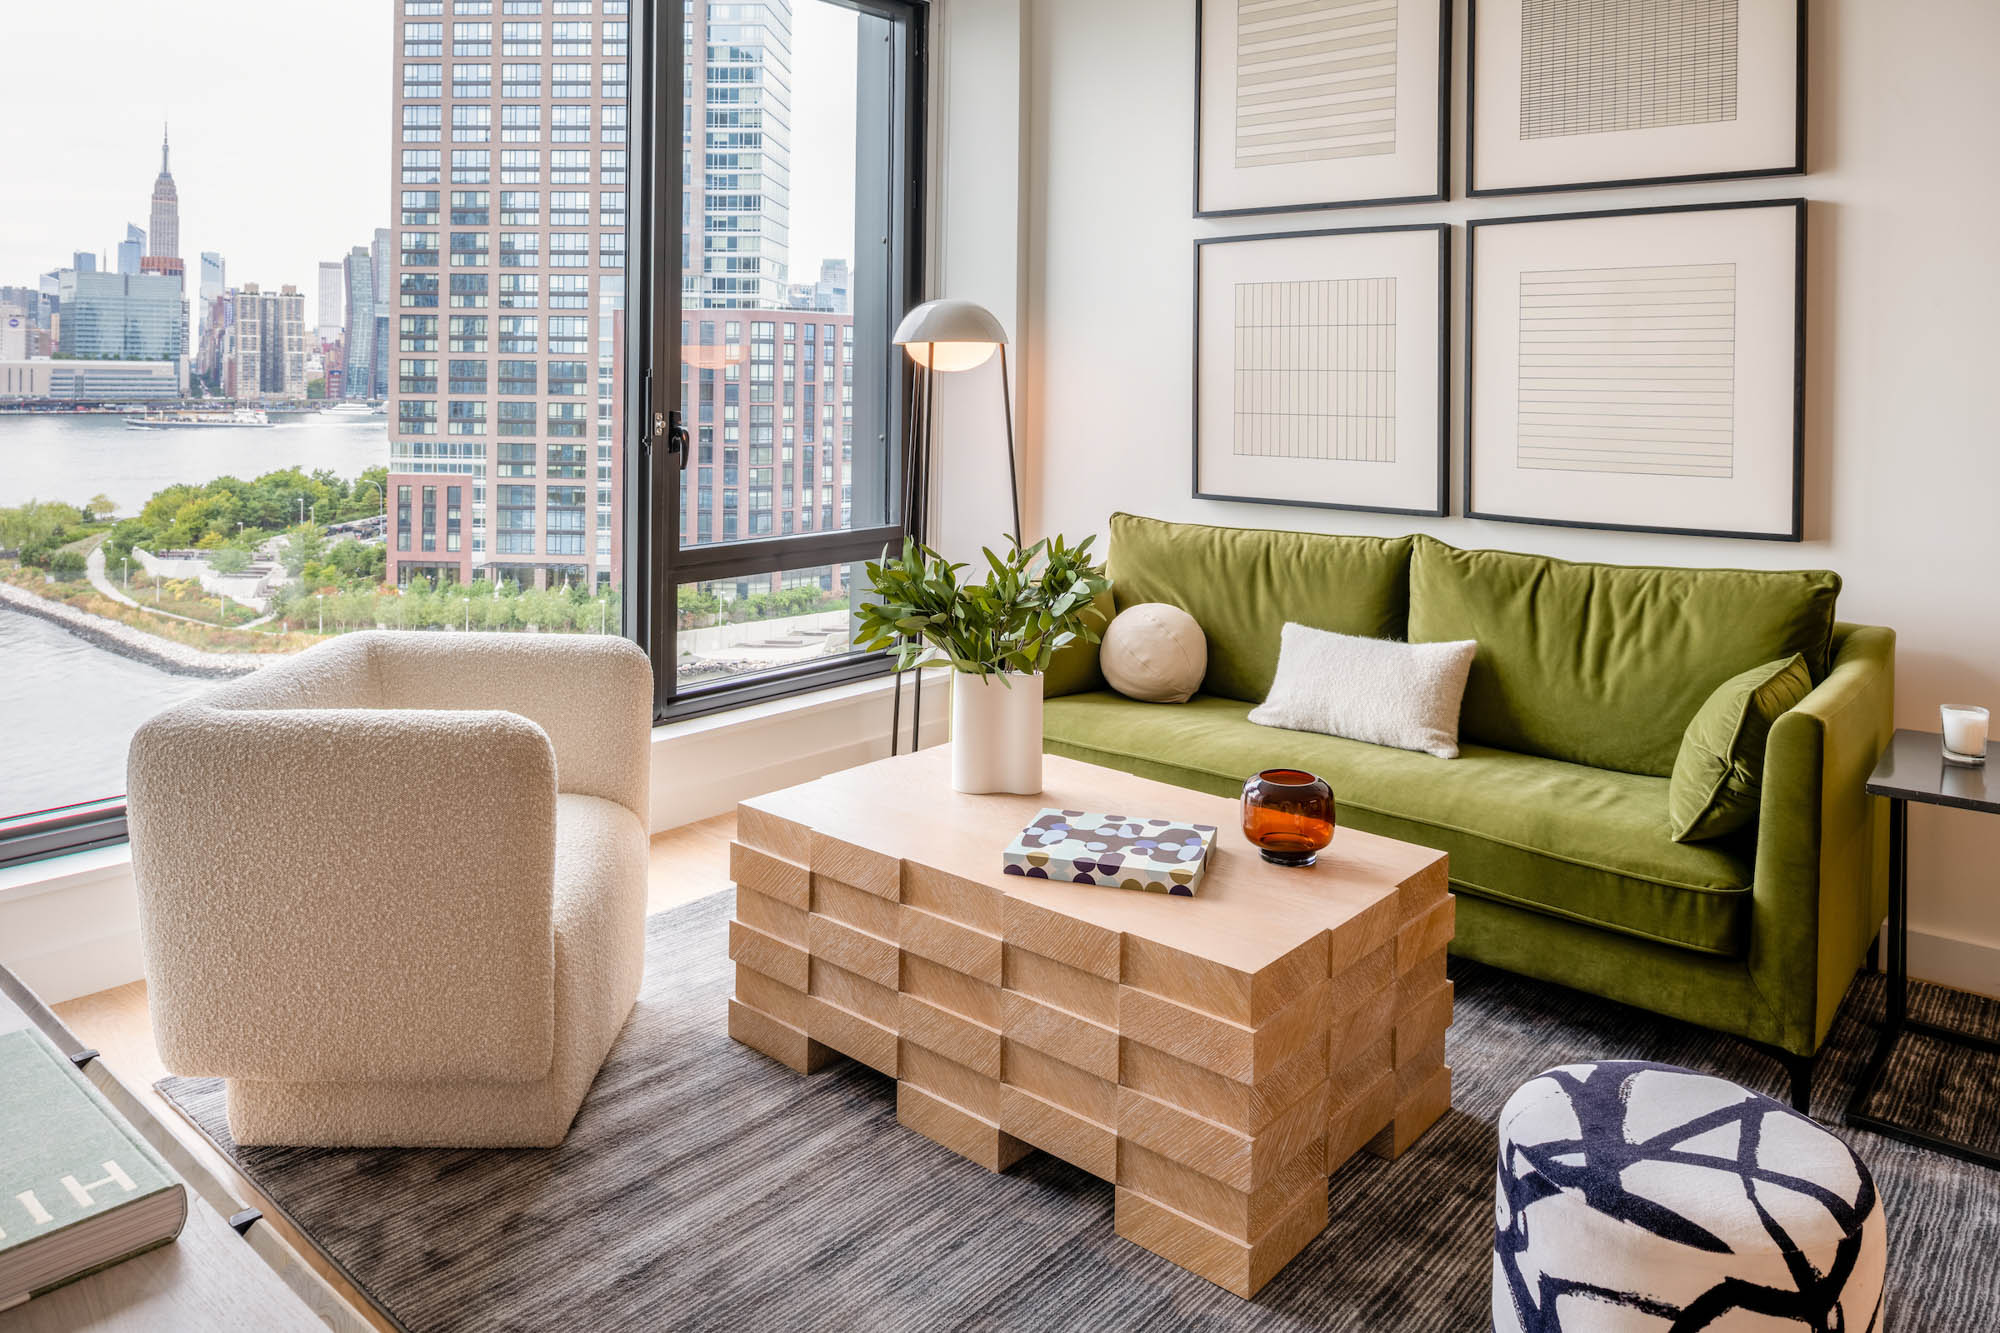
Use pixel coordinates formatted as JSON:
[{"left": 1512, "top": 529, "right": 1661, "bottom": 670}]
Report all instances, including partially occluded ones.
[
  {"left": 117, "top": 224, "right": 146, "bottom": 276},
  {"left": 385, "top": 3, "right": 635, "bottom": 590},
  {"left": 341, "top": 245, "right": 375, "bottom": 402},
  {"left": 149, "top": 125, "right": 180, "bottom": 260}
]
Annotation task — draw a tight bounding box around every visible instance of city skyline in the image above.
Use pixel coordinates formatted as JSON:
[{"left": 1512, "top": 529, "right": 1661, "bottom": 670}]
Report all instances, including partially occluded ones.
[{"left": 0, "top": 0, "right": 860, "bottom": 334}]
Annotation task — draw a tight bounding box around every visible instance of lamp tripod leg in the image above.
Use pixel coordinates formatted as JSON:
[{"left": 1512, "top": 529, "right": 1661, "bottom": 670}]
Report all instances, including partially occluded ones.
[
  {"left": 1000, "top": 342, "right": 1022, "bottom": 546},
  {"left": 889, "top": 663, "right": 904, "bottom": 758},
  {"left": 910, "top": 358, "right": 933, "bottom": 753}
]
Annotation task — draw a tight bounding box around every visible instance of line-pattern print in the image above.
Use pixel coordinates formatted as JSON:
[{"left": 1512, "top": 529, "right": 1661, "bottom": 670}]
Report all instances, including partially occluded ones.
[
  {"left": 1235, "top": 0, "right": 1399, "bottom": 169},
  {"left": 1234, "top": 276, "right": 1397, "bottom": 462},
  {"left": 1520, "top": 0, "right": 1739, "bottom": 140},
  {"left": 1516, "top": 261, "right": 1735, "bottom": 477}
]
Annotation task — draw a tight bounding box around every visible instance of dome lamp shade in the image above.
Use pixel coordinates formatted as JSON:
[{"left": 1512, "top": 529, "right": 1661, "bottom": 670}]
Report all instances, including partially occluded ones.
[{"left": 894, "top": 298, "right": 1007, "bottom": 371}]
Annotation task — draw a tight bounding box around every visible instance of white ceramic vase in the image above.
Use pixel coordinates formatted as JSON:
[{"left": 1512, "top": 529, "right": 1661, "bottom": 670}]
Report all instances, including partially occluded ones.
[{"left": 950, "top": 670, "right": 1044, "bottom": 794}]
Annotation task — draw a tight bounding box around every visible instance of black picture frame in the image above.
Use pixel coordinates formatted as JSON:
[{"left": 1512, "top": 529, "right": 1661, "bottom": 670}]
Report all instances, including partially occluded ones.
[
  {"left": 1466, "top": 0, "right": 1806, "bottom": 199},
  {"left": 1193, "top": 221, "right": 1451, "bottom": 518},
  {"left": 1464, "top": 198, "right": 1806, "bottom": 541},
  {"left": 1194, "top": 0, "right": 1453, "bottom": 218}
]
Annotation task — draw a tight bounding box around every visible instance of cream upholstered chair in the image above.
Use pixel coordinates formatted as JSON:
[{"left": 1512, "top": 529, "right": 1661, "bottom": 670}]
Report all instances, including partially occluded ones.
[{"left": 127, "top": 630, "right": 653, "bottom": 1149}]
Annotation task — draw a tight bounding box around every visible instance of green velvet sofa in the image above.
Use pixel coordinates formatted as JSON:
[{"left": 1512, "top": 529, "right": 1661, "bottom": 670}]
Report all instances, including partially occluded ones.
[{"left": 1043, "top": 514, "right": 1894, "bottom": 1108}]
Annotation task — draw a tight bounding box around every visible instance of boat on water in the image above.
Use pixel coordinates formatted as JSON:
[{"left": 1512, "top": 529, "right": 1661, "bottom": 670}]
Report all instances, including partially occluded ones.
[
  {"left": 327, "top": 402, "right": 375, "bottom": 415},
  {"left": 123, "top": 408, "right": 272, "bottom": 430}
]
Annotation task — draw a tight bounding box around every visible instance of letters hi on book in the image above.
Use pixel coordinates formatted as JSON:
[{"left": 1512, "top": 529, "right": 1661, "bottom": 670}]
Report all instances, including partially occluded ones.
[{"left": 0, "top": 1030, "right": 186, "bottom": 1305}]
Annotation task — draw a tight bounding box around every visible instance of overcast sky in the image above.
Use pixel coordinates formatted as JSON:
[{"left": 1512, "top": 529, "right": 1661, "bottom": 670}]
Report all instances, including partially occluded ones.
[{"left": 1, "top": 1, "right": 858, "bottom": 329}]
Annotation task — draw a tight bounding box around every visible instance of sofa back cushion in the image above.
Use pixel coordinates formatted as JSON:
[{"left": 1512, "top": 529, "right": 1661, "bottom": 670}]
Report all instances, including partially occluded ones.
[
  {"left": 1407, "top": 535, "right": 1841, "bottom": 776},
  {"left": 1107, "top": 512, "right": 1412, "bottom": 703}
]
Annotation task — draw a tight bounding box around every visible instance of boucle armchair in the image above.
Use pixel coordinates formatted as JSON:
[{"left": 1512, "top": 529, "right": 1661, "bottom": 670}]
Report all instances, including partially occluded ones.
[{"left": 128, "top": 630, "right": 653, "bottom": 1148}]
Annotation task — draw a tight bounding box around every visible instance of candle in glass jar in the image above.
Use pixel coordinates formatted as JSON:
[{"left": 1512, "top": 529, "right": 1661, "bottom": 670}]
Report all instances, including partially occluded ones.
[{"left": 1941, "top": 705, "right": 1989, "bottom": 763}]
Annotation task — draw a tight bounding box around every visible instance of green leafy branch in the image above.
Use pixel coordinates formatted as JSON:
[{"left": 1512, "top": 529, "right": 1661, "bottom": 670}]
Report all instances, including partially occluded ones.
[{"left": 853, "top": 533, "right": 1110, "bottom": 680}]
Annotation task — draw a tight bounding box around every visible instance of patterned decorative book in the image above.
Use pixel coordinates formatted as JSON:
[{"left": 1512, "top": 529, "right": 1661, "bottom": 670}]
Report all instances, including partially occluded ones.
[{"left": 1002, "top": 809, "right": 1217, "bottom": 896}]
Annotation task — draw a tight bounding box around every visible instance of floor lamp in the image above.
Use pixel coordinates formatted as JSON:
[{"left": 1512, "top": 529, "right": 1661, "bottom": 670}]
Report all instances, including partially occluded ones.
[{"left": 887, "top": 298, "right": 1022, "bottom": 756}]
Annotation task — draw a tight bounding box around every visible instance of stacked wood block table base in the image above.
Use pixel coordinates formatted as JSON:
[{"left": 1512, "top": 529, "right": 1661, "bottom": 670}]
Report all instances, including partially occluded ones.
[{"left": 727, "top": 749, "right": 1452, "bottom": 1298}]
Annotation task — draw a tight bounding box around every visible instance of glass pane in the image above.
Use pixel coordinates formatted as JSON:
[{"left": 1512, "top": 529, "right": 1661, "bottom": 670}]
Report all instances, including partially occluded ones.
[
  {"left": 676, "top": 563, "right": 862, "bottom": 689},
  {"left": 0, "top": 0, "right": 635, "bottom": 823},
  {"left": 678, "top": 0, "right": 896, "bottom": 550}
]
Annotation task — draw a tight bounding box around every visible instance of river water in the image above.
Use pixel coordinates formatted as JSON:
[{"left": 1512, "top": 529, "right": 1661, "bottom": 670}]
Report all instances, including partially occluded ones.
[
  {"left": 0, "top": 611, "right": 214, "bottom": 814},
  {"left": 0, "top": 410, "right": 389, "bottom": 513},
  {"left": 0, "top": 412, "right": 388, "bottom": 816}
]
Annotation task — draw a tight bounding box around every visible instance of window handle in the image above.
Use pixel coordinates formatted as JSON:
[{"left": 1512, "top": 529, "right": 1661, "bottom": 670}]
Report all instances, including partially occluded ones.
[{"left": 658, "top": 408, "right": 688, "bottom": 459}]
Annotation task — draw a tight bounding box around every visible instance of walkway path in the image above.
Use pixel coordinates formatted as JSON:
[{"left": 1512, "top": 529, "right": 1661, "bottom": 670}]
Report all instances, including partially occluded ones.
[
  {"left": 85, "top": 544, "right": 142, "bottom": 609},
  {"left": 86, "top": 545, "right": 218, "bottom": 626}
]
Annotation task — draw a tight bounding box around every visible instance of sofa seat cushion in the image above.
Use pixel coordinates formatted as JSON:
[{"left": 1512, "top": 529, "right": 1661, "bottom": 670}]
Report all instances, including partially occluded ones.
[{"left": 1044, "top": 692, "right": 1754, "bottom": 957}]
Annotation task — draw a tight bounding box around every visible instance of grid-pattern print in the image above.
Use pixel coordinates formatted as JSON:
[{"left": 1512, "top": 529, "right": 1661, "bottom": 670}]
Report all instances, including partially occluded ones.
[
  {"left": 1516, "top": 262, "right": 1736, "bottom": 477},
  {"left": 1234, "top": 277, "right": 1397, "bottom": 462},
  {"left": 1234, "top": 0, "right": 1399, "bottom": 168},
  {"left": 1519, "top": 0, "right": 1739, "bottom": 140}
]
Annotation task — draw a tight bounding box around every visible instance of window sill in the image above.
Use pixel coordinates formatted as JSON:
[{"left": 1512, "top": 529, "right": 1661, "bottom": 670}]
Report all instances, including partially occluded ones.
[
  {"left": 653, "top": 669, "right": 908, "bottom": 741},
  {"left": 0, "top": 841, "right": 134, "bottom": 906},
  {"left": 1, "top": 671, "right": 935, "bottom": 908}
]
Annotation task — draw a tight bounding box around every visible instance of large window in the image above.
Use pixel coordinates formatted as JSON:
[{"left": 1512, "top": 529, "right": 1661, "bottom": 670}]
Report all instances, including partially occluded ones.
[
  {"left": 652, "top": 0, "right": 922, "bottom": 712},
  {"left": 0, "top": 0, "right": 923, "bottom": 866}
]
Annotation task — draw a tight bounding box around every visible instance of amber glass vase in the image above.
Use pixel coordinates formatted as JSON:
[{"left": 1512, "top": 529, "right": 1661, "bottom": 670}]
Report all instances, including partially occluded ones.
[{"left": 1241, "top": 769, "right": 1336, "bottom": 867}]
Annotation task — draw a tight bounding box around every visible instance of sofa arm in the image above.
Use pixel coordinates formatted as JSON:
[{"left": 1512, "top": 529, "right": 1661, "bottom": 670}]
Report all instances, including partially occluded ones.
[
  {"left": 1749, "top": 624, "right": 1895, "bottom": 1054},
  {"left": 364, "top": 631, "right": 654, "bottom": 825},
  {"left": 129, "top": 704, "right": 560, "bottom": 1087}
]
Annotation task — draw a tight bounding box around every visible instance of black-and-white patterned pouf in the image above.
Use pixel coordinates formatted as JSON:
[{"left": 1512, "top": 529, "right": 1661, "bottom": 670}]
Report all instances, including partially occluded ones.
[{"left": 1492, "top": 1061, "right": 1887, "bottom": 1331}]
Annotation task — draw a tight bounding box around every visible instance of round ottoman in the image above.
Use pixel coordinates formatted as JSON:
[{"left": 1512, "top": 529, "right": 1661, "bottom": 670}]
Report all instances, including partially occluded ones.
[{"left": 1492, "top": 1061, "right": 1887, "bottom": 1332}]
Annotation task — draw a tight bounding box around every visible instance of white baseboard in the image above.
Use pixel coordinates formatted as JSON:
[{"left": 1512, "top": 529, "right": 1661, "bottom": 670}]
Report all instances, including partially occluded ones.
[{"left": 1908, "top": 927, "right": 2000, "bottom": 1000}]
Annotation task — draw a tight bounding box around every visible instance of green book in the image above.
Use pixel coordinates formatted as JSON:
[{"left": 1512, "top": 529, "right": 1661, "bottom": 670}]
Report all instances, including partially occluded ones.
[{"left": 0, "top": 1028, "right": 187, "bottom": 1310}]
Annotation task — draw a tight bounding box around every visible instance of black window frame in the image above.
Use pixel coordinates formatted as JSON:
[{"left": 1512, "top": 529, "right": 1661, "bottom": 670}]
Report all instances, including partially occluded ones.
[{"left": 632, "top": 0, "right": 928, "bottom": 723}]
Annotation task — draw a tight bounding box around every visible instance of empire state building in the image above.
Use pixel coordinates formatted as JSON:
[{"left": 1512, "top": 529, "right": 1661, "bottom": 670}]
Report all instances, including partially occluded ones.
[{"left": 148, "top": 126, "right": 179, "bottom": 260}]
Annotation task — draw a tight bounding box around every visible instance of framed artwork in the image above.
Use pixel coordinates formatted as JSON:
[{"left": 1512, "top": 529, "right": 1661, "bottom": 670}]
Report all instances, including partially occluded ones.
[
  {"left": 1468, "top": 0, "right": 1805, "bottom": 197},
  {"left": 1196, "top": 0, "right": 1450, "bottom": 216},
  {"left": 1465, "top": 199, "right": 1805, "bottom": 540},
  {"left": 1194, "top": 223, "right": 1448, "bottom": 517}
]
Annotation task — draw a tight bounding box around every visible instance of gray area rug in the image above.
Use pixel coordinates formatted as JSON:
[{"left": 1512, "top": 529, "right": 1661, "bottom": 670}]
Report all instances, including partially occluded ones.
[{"left": 160, "top": 891, "right": 2000, "bottom": 1332}]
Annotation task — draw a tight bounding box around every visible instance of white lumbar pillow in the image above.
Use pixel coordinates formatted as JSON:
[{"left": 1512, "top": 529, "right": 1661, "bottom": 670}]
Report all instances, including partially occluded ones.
[
  {"left": 1100, "top": 603, "right": 1207, "bottom": 704},
  {"left": 1248, "top": 623, "right": 1477, "bottom": 759}
]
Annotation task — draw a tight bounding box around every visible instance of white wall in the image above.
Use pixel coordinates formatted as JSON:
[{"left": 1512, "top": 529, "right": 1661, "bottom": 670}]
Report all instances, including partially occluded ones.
[
  {"left": 928, "top": 0, "right": 1032, "bottom": 563},
  {"left": 935, "top": 0, "right": 2000, "bottom": 994}
]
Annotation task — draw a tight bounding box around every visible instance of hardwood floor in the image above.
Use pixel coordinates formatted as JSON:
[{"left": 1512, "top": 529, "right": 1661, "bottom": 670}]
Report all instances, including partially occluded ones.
[{"left": 51, "top": 812, "right": 740, "bottom": 1333}]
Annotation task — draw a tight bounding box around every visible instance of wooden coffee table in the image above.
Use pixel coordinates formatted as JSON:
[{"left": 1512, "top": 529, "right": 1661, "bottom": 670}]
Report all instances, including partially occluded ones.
[{"left": 727, "top": 748, "right": 1452, "bottom": 1297}]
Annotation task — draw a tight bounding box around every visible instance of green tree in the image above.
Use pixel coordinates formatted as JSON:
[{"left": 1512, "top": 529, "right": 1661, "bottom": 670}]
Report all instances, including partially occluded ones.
[
  {"left": 0, "top": 500, "right": 83, "bottom": 551},
  {"left": 209, "top": 546, "right": 252, "bottom": 575},
  {"left": 162, "top": 491, "right": 244, "bottom": 548},
  {"left": 281, "top": 523, "right": 326, "bottom": 578},
  {"left": 100, "top": 517, "right": 152, "bottom": 569},
  {"left": 325, "top": 539, "right": 385, "bottom": 583},
  {"left": 677, "top": 584, "right": 722, "bottom": 628}
]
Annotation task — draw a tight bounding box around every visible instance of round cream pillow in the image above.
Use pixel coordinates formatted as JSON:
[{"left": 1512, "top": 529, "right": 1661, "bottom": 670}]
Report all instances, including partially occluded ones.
[{"left": 1100, "top": 603, "right": 1207, "bottom": 704}]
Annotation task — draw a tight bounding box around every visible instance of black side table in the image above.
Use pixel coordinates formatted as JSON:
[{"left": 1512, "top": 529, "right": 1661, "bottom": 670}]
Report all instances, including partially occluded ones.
[{"left": 1846, "top": 727, "right": 2000, "bottom": 1168}]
